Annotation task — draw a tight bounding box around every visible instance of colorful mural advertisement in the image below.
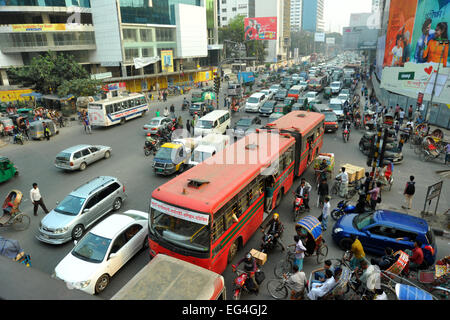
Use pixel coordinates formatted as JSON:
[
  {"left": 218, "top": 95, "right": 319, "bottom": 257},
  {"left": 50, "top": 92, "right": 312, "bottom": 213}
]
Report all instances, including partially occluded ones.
[
  {"left": 380, "top": 0, "right": 450, "bottom": 105},
  {"left": 244, "top": 17, "right": 277, "bottom": 41},
  {"left": 161, "top": 50, "right": 174, "bottom": 73}
]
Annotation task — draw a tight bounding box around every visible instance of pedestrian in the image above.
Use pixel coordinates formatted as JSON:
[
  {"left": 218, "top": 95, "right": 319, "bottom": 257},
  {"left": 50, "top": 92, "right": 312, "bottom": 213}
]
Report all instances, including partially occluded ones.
[
  {"left": 363, "top": 172, "right": 372, "bottom": 194},
  {"left": 177, "top": 116, "right": 183, "bottom": 129},
  {"left": 84, "top": 116, "right": 91, "bottom": 134},
  {"left": 350, "top": 234, "right": 366, "bottom": 270},
  {"left": 394, "top": 121, "right": 400, "bottom": 136},
  {"left": 186, "top": 119, "right": 191, "bottom": 135},
  {"left": 402, "top": 175, "right": 415, "bottom": 210},
  {"left": 399, "top": 108, "right": 405, "bottom": 125},
  {"left": 368, "top": 182, "right": 381, "bottom": 210},
  {"left": 163, "top": 106, "right": 169, "bottom": 117},
  {"left": 397, "top": 134, "right": 405, "bottom": 152},
  {"left": 170, "top": 104, "right": 175, "bottom": 116},
  {"left": 30, "top": 182, "right": 49, "bottom": 216},
  {"left": 43, "top": 122, "right": 50, "bottom": 140},
  {"left": 317, "top": 178, "right": 329, "bottom": 208},
  {"left": 408, "top": 105, "right": 413, "bottom": 120},
  {"left": 290, "top": 235, "right": 306, "bottom": 271},
  {"left": 163, "top": 90, "right": 168, "bottom": 102},
  {"left": 395, "top": 104, "right": 400, "bottom": 120},
  {"left": 155, "top": 109, "right": 160, "bottom": 117},
  {"left": 321, "top": 196, "right": 331, "bottom": 231},
  {"left": 192, "top": 112, "right": 198, "bottom": 127},
  {"left": 336, "top": 167, "right": 348, "bottom": 198}
]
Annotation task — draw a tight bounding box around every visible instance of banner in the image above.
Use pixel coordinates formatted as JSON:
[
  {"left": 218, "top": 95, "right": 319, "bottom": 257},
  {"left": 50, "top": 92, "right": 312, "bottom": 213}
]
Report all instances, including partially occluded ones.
[
  {"left": 315, "top": 32, "right": 325, "bottom": 42},
  {"left": 244, "top": 17, "right": 277, "bottom": 41},
  {"left": 151, "top": 199, "right": 210, "bottom": 225},
  {"left": 326, "top": 37, "right": 335, "bottom": 45},
  {"left": 161, "top": 50, "right": 174, "bottom": 73},
  {"left": 133, "top": 56, "right": 160, "bottom": 69},
  {"left": 11, "top": 24, "right": 66, "bottom": 32}
]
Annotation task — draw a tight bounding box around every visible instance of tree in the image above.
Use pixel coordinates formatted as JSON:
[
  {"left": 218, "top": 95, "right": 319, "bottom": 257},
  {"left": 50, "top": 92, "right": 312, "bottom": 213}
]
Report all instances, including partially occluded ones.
[
  {"left": 57, "top": 78, "right": 102, "bottom": 98},
  {"left": 8, "top": 51, "right": 100, "bottom": 97}
]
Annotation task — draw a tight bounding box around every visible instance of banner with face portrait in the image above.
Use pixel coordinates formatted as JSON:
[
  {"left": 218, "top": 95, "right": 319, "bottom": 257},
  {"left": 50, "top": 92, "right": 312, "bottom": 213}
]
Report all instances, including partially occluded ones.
[{"left": 244, "top": 17, "right": 277, "bottom": 41}]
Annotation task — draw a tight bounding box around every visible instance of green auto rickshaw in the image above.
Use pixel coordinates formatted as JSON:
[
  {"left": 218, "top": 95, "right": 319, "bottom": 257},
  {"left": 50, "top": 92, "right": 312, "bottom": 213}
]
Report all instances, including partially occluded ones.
[
  {"left": 273, "top": 103, "right": 291, "bottom": 115},
  {"left": 323, "top": 87, "right": 332, "bottom": 100},
  {"left": 0, "top": 157, "right": 18, "bottom": 183}
]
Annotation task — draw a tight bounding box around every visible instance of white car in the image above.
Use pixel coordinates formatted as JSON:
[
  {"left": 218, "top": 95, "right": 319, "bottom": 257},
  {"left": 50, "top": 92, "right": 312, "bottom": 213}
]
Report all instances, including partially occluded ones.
[
  {"left": 245, "top": 92, "right": 267, "bottom": 112},
  {"left": 298, "top": 81, "right": 308, "bottom": 92},
  {"left": 337, "top": 93, "right": 350, "bottom": 104},
  {"left": 53, "top": 210, "right": 148, "bottom": 295},
  {"left": 260, "top": 89, "right": 274, "bottom": 100},
  {"left": 305, "top": 91, "right": 320, "bottom": 104},
  {"left": 330, "top": 81, "right": 342, "bottom": 94}
]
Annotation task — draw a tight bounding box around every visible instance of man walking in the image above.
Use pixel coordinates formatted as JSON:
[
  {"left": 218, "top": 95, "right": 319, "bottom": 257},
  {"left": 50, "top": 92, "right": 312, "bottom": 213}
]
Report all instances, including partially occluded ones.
[
  {"left": 43, "top": 122, "right": 50, "bottom": 140},
  {"left": 336, "top": 167, "right": 348, "bottom": 198},
  {"left": 402, "top": 175, "right": 415, "bottom": 210},
  {"left": 321, "top": 196, "right": 331, "bottom": 231},
  {"left": 317, "top": 178, "right": 329, "bottom": 208},
  {"left": 30, "top": 183, "right": 49, "bottom": 216},
  {"left": 186, "top": 119, "right": 191, "bottom": 135},
  {"left": 83, "top": 115, "right": 91, "bottom": 134}
]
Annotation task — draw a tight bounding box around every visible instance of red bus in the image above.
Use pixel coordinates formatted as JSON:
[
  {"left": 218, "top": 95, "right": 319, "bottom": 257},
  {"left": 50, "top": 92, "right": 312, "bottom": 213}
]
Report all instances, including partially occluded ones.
[
  {"left": 308, "top": 75, "right": 327, "bottom": 92},
  {"left": 266, "top": 111, "right": 325, "bottom": 178},
  {"left": 148, "top": 131, "right": 297, "bottom": 274}
]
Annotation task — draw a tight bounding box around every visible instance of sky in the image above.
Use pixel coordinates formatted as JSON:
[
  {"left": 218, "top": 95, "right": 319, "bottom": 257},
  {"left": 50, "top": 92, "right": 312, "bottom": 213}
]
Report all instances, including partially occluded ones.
[{"left": 324, "top": 0, "right": 373, "bottom": 33}]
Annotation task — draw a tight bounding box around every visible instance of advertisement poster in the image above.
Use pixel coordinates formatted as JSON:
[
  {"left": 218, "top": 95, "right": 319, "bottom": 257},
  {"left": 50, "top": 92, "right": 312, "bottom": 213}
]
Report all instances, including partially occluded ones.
[
  {"left": 161, "top": 50, "right": 174, "bottom": 73},
  {"left": 383, "top": 0, "right": 419, "bottom": 67},
  {"left": 244, "top": 17, "right": 277, "bottom": 41}
]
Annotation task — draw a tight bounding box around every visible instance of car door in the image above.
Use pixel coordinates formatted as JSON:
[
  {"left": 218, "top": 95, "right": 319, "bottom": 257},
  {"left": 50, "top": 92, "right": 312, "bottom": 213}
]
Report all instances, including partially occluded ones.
[
  {"left": 96, "top": 183, "right": 120, "bottom": 216},
  {"left": 106, "top": 232, "right": 128, "bottom": 276},
  {"left": 122, "top": 224, "right": 145, "bottom": 262},
  {"left": 88, "top": 146, "right": 101, "bottom": 162},
  {"left": 82, "top": 192, "right": 100, "bottom": 227},
  {"left": 364, "top": 225, "right": 393, "bottom": 255},
  {"left": 80, "top": 148, "right": 93, "bottom": 164}
]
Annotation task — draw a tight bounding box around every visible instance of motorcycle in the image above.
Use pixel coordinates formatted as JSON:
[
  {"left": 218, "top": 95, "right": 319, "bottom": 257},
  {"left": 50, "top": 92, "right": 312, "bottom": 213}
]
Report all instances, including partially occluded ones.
[
  {"left": 144, "top": 136, "right": 160, "bottom": 156},
  {"left": 354, "top": 117, "right": 361, "bottom": 130},
  {"left": 13, "top": 132, "right": 25, "bottom": 145},
  {"left": 342, "top": 123, "right": 350, "bottom": 143},
  {"left": 231, "top": 266, "right": 262, "bottom": 300},
  {"left": 292, "top": 192, "right": 307, "bottom": 222},
  {"left": 260, "top": 227, "right": 284, "bottom": 253},
  {"left": 331, "top": 200, "right": 358, "bottom": 221},
  {"left": 181, "top": 100, "right": 190, "bottom": 111}
]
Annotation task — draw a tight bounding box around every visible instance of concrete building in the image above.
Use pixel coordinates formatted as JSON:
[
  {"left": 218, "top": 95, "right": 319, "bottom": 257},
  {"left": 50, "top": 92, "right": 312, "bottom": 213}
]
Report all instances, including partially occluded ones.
[
  {"left": 301, "top": 0, "right": 324, "bottom": 32},
  {"left": 251, "top": 0, "right": 290, "bottom": 63},
  {"left": 217, "top": 0, "right": 249, "bottom": 27},
  {"left": 290, "top": 0, "right": 302, "bottom": 32},
  {"left": 372, "top": 0, "right": 381, "bottom": 13}
]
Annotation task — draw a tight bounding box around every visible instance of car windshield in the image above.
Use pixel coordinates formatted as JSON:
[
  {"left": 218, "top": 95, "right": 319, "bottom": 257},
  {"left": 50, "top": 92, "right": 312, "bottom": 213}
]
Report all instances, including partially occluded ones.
[
  {"left": 191, "top": 150, "right": 212, "bottom": 163},
  {"left": 263, "top": 102, "right": 275, "bottom": 108},
  {"left": 288, "top": 89, "right": 300, "bottom": 94},
  {"left": 329, "top": 103, "right": 342, "bottom": 111},
  {"left": 56, "top": 152, "right": 71, "bottom": 161},
  {"left": 324, "top": 112, "right": 337, "bottom": 121},
  {"left": 306, "top": 93, "right": 316, "bottom": 98},
  {"left": 197, "top": 120, "right": 213, "bottom": 129},
  {"left": 354, "top": 212, "right": 375, "bottom": 230},
  {"left": 191, "top": 104, "right": 201, "bottom": 110},
  {"left": 155, "top": 147, "right": 175, "bottom": 160},
  {"left": 150, "top": 206, "right": 210, "bottom": 253},
  {"left": 54, "top": 195, "right": 85, "bottom": 216},
  {"left": 331, "top": 83, "right": 340, "bottom": 88},
  {"left": 236, "top": 118, "right": 252, "bottom": 126},
  {"left": 278, "top": 90, "right": 287, "bottom": 95},
  {"left": 149, "top": 120, "right": 160, "bottom": 126},
  {"left": 71, "top": 233, "right": 111, "bottom": 263},
  {"left": 192, "top": 92, "right": 202, "bottom": 98},
  {"left": 248, "top": 97, "right": 259, "bottom": 103},
  {"left": 300, "top": 81, "right": 307, "bottom": 86}
]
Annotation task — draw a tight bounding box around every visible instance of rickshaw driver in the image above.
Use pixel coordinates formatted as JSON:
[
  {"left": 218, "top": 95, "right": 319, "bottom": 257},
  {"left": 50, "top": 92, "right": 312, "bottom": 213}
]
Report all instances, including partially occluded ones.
[
  {"left": 260, "top": 213, "right": 285, "bottom": 251},
  {"left": 354, "top": 260, "right": 381, "bottom": 296}
]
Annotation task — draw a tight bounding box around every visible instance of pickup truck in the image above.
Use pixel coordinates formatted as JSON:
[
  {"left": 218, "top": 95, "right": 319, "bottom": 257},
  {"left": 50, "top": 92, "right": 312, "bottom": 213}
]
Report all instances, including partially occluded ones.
[{"left": 188, "top": 134, "right": 230, "bottom": 167}]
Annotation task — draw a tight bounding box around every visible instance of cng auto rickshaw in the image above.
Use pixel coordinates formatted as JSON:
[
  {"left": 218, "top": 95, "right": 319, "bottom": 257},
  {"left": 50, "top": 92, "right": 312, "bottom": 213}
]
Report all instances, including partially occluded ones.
[
  {"left": 29, "top": 119, "right": 58, "bottom": 140},
  {"left": 0, "top": 157, "right": 18, "bottom": 184},
  {"left": 323, "top": 87, "right": 332, "bottom": 100},
  {"left": 273, "top": 103, "right": 291, "bottom": 115}
]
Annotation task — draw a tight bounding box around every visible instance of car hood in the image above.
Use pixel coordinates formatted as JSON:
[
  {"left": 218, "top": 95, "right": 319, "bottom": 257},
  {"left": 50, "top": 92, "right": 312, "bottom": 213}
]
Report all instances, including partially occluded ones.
[
  {"left": 234, "top": 125, "right": 249, "bottom": 131},
  {"left": 41, "top": 210, "right": 78, "bottom": 229},
  {"left": 334, "top": 213, "right": 357, "bottom": 231},
  {"left": 55, "top": 252, "right": 99, "bottom": 283}
]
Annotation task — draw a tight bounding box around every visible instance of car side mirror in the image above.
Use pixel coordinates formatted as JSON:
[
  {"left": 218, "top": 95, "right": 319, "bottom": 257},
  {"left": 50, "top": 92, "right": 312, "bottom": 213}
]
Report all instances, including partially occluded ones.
[
  {"left": 83, "top": 208, "right": 90, "bottom": 214},
  {"left": 109, "top": 253, "right": 117, "bottom": 260}
]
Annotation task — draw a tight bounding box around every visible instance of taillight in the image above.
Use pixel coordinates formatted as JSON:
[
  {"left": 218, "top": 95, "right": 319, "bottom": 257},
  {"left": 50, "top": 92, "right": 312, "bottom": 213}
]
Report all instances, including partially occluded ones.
[
  {"left": 70, "top": 162, "right": 73, "bottom": 166},
  {"left": 123, "top": 185, "right": 125, "bottom": 192}
]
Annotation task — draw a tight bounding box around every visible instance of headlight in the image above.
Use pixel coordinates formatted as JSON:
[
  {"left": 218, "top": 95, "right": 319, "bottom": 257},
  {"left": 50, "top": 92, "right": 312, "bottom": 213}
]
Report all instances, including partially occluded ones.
[
  {"left": 67, "top": 280, "right": 91, "bottom": 290},
  {"left": 334, "top": 228, "right": 343, "bottom": 234},
  {"left": 166, "top": 164, "right": 174, "bottom": 169},
  {"left": 54, "top": 227, "right": 69, "bottom": 234}
]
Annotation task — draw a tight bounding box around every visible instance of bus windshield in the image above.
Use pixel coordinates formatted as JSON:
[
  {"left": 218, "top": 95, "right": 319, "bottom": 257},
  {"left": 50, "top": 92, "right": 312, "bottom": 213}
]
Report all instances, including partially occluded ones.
[{"left": 150, "top": 207, "right": 210, "bottom": 253}]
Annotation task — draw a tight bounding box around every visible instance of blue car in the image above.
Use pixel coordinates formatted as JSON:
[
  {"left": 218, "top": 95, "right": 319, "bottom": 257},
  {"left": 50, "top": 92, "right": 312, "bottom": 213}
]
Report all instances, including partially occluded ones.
[{"left": 332, "top": 210, "right": 437, "bottom": 266}]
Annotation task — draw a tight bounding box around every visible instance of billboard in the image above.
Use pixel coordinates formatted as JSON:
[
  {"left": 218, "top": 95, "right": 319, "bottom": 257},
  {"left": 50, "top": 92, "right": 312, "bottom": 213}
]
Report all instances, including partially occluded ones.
[
  {"left": 326, "top": 37, "right": 336, "bottom": 45},
  {"left": 343, "top": 26, "right": 379, "bottom": 50},
  {"left": 314, "top": 32, "right": 325, "bottom": 42},
  {"left": 380, "top": 0, "right": 450, "bottom": 104},
  {"left": 244, "top": 17, "right": 277, "bottom": 41},
  {"left": 161, "top": 50, "right": 174, "bottom": 73}
]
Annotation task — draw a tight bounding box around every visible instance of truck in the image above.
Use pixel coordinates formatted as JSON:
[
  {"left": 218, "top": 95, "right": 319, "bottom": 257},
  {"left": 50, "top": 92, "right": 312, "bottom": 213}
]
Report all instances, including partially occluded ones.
[
  {"left": 188, "top": 134, "right": 230, "bottom": 167},
  {"left": 152, "top": 138, "right": 199, "bottom": 175},
  {"left": 237, "top": 72, "right": 255, "bottom": 85},
  {"left": 111, "top": 254, "right": 226, "bottom": 300}
]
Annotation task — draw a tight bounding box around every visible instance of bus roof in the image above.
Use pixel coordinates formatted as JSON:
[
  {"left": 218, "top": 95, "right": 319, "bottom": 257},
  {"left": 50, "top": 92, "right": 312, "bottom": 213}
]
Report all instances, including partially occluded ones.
[
  {"left": 152, "top": 131, "right": 295, "bottom": 214},
  {"left": 267, "top": 111, "right": 325, "bottom": 136},
  {"left": 111, "top": 254, "right": 224, "bottom": 300},
  {"left": 90, "top": 93, "right": 144, "bottom": 104}
]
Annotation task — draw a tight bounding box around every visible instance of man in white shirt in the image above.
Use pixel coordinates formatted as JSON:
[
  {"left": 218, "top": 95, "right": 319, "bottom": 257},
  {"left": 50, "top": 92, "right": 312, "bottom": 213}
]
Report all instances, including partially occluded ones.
[
  {"left": 307, "top": 269, "right": 336, "bottom": 300},
  {"left": 30, "top": 183, "right": 49, "bottom": 216},
  {"left": 335, "top": 167, "right": 348, "bottom": 198},
  {"left": 289, "top": 235, "right": 306, "bottom": 271},
  {"left": 321, "top": 196, "right": 331, "bottom": 231}
]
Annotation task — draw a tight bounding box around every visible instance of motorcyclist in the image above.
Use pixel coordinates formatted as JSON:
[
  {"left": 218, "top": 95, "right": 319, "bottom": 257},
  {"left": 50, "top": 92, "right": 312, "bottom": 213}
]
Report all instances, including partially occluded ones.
[
  {"left": 234, "top": 252, "right": 259, "bottom": 294},
  {"left": 296, "top": 179, "right": 311, "bottom": 210},
  {"left": 260, "top": 213, "right": 285, "bottom": 251},
  {"left": 170, "top": 104, "right": 175, "bottom": 115}
]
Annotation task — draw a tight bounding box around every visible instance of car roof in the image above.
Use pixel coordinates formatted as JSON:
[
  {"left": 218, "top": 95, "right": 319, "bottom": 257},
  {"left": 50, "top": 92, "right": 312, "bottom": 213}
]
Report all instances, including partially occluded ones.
[
  {"left": 151, "top": 117, "right": 168, "bottom": 121},
  {"left": 71, "top": 176, "right": 119, "bottom": 198},
  {"left": 251, "top": 92, "right": 265, "bottom": 97},
  {"left": 330, "top": 98, "right": 343, "bottom": 104},
  {"left": 89, "top": 212, "right": 139, "bottom": 239},
  {"left": 199, "top": 110, "right": 229, "bottom": 120},
  {"left": 60, "top": 144, "right": 92, "bottom": 153},
  {"left": 374, "top": 210, "right": 429, "bottom": 234}
]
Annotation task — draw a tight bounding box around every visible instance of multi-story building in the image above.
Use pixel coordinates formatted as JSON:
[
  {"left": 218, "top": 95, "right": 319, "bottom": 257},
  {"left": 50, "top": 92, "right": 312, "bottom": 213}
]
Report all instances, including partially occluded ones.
[
  {"left": 217, "top": 0, "right": 249, "bottom": 27},
  {"left": 301, "top": 0, "right": 324, "bottom": 32},
  {"left": 372, "top": 0, "right": 381, "bottom": 13},
  {"left": 290, "top": 0, "right": 302, "bottom": 32}
]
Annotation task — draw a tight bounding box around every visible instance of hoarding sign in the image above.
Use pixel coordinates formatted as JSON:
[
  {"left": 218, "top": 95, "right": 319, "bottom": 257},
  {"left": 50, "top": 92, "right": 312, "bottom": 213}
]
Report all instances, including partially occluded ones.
[
  {"left": 326, "top": 37, "right": 335, "bottom": 45},
  {"left": 244, "top": 17, "right": 277, "bottom": 41},
  {"left": 11, "top": 24, "right": 66, "bottom": 32},
  {"left": 315, "top": 32, "right": 325, "bottom": 42},
  {"left": 161, "top": 50, "right": 174, "bottom": 73}
]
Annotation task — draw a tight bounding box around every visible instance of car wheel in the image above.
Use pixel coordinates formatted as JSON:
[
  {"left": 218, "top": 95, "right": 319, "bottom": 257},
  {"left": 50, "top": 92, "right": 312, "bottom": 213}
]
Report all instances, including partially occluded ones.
[
  {"left": 104, "top": 151, "right": 111, "bottom": 159},
  {"left": 95, "top": 274, "right": 110, "bottom": 294},
  {"left": 113, "top": 198, "right": 122, "bottom": 211},
  {"left": 72, "top": 224, "right": 85, "bottom": 241},
  {"left": 79, "top": 162, "right": 87, "bottom": 171}
]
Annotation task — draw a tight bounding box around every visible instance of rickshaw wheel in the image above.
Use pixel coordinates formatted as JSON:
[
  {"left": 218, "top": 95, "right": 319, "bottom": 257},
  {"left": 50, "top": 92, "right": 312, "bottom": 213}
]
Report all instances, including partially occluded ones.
[
  {"left": 267, "top": 279, "right": 288, "bottom": 300},
  {"left": 12, "top": 214, "right": 30, "bottom": 231},
  {"left": 274, "top": 259, "right": 292, "bottom": 279},
  {"left": 380, "top": 284, "right": 397, "bottom": 300},
  {"left": 316, "top": 244, "right": 328, "bottom": 264}
]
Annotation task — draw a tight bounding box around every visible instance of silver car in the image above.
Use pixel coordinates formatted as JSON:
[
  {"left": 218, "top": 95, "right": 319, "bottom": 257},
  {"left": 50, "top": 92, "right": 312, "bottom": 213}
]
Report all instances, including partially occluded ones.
[
  {"left": 36, "top": 176, "right": 127, "bottom": 245},
  {"left": 143, "top": 117, "right": 172, "bottom": 135},
  {"left": 55, "top": 144, "right": 111, "bottom": 171}
]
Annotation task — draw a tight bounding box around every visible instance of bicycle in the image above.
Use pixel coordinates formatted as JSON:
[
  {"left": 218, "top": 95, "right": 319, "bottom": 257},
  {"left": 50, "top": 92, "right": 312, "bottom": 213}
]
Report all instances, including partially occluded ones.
[
  {"left": 274, "top": 247, "right": 296, "bottom": 279},
  {"left": 267, "top": 273, "right": 305, "bottom": 300}
]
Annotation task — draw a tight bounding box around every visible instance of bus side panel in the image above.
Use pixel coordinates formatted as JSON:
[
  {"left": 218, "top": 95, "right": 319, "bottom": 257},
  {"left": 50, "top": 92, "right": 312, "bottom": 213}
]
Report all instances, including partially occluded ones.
[
  {"left": 210, "top": 194, "right": 265, "bottom": 274},
  {"left": 271, "top": 162, "right": 295, "bottom": 211}
]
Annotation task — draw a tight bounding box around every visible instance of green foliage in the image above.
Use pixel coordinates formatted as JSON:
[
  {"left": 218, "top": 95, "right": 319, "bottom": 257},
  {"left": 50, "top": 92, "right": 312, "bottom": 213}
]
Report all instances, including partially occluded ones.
[
  {"left": 57, "top": 78, "right": 102, "bottom": 98},
  {"left": 8, "top": 51, "right": 99, "bottom": 97}
]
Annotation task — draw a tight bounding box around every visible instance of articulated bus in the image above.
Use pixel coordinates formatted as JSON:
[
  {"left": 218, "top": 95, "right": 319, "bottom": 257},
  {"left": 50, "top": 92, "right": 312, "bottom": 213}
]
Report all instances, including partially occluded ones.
[
  {"left": 149, "top": 131, "right": 297, "bottom": 274},
  {"left": 266, "top": 111, "right": 325, "bottom": 178},
  {"left": 307, "top": 75, "right": 327, "bottom": 92},
  {"left": 88, "top": 93, "right": 149, "bottom": 127}
]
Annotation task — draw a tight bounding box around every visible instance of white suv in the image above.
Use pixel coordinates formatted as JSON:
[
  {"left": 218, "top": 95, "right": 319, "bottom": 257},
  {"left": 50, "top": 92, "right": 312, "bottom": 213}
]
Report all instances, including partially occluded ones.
[{"left": 245, "top": 93, "right": 267, "bottom": 113}]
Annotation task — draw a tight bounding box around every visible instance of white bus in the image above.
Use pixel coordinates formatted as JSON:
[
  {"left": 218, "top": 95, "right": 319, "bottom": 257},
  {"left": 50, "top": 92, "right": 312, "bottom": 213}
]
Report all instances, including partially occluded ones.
[{"left": 87, "top": 93, "right": 149, "bottom": 127}]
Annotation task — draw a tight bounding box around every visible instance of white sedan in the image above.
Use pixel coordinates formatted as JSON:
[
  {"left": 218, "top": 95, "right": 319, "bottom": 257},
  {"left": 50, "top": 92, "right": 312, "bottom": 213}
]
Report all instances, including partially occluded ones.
[{"left": 53, "top": 210, "right": 148, "bottom": 295}]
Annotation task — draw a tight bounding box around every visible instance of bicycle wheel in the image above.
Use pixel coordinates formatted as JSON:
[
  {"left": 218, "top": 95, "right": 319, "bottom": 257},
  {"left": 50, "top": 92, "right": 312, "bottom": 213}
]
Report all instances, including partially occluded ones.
[
  {"left": 380, "top": 284, "right": 398, "bottom": 300},
  {"left": 274, "top": 259, "right": 292, "bottom": 279},
  {"left": 267, "top": 279, "right": 288, "bottom": 300},
  {"left": 12, "top": 214, "right": 31, "bottom": 231},
  {"left": 430, "top": 288, "right": 450, "bottom": 300},
  {"left": 316, "top": 244, "right": 328, "bottom": 264}
]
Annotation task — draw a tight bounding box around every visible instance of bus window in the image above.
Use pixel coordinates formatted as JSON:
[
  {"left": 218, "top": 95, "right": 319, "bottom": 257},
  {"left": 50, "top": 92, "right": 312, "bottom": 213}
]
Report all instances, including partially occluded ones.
[
  {"left": 211, "top": 214, "right": 225, "bottom": 243},
  {"left": 112, "top": 103, "right": 119, "bottom": 112},
  {"left": 140, "top": 97, "right": 146, "bottom": 105},
  {"left": 284, "top": 147, "right": 293, "bottom": 168},
  {"left": 106, "top": 105, "right": 112, "bottom": 114}
]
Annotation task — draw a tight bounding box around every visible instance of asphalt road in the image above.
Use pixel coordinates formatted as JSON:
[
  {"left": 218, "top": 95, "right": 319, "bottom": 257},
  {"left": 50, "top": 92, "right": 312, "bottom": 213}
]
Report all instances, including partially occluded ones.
[{"left": 0, "top": 79, "right": 448, "bottom": 300}]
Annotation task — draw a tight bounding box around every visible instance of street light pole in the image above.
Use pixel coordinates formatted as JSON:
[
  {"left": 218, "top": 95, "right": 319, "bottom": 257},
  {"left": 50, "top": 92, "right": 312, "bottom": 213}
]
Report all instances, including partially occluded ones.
[{"left": 424, "top": 39, "right": 449, "bottom": 123}]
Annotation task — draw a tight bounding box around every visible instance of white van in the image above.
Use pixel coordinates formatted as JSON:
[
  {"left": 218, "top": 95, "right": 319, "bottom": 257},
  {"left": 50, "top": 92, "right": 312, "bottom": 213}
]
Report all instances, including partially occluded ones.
[
  {"left": 194, "top": 110, "right": 231, "bottom": 137},
  {"left": 245, "top": 92, "right": 267, "bottom": 112}
]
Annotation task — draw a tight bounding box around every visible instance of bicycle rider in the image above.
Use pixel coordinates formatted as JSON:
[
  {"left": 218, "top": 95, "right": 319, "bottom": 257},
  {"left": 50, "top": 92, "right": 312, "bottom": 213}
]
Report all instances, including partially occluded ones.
[{"left": 283, "top": 264, "right": 307, "bottom": 300}]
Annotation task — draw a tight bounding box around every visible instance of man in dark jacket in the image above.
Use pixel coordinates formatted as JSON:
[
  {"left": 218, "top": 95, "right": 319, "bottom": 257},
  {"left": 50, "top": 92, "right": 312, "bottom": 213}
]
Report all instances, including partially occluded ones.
[
  {"left": 318, "top": 179, "right": 329, "bottom": 208},
  {"left": 402, "top": 175, "right": 415, "bottom": 210}
]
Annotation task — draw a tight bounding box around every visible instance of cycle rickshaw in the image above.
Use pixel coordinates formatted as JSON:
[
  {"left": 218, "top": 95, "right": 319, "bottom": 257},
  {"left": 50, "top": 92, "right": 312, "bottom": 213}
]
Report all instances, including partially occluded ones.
[
  {"left": 0, "top": 190, "right": 30, "bottom": 231},
  {"left": 295, "top": 215, "right": 328, "bottom": 264}
]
